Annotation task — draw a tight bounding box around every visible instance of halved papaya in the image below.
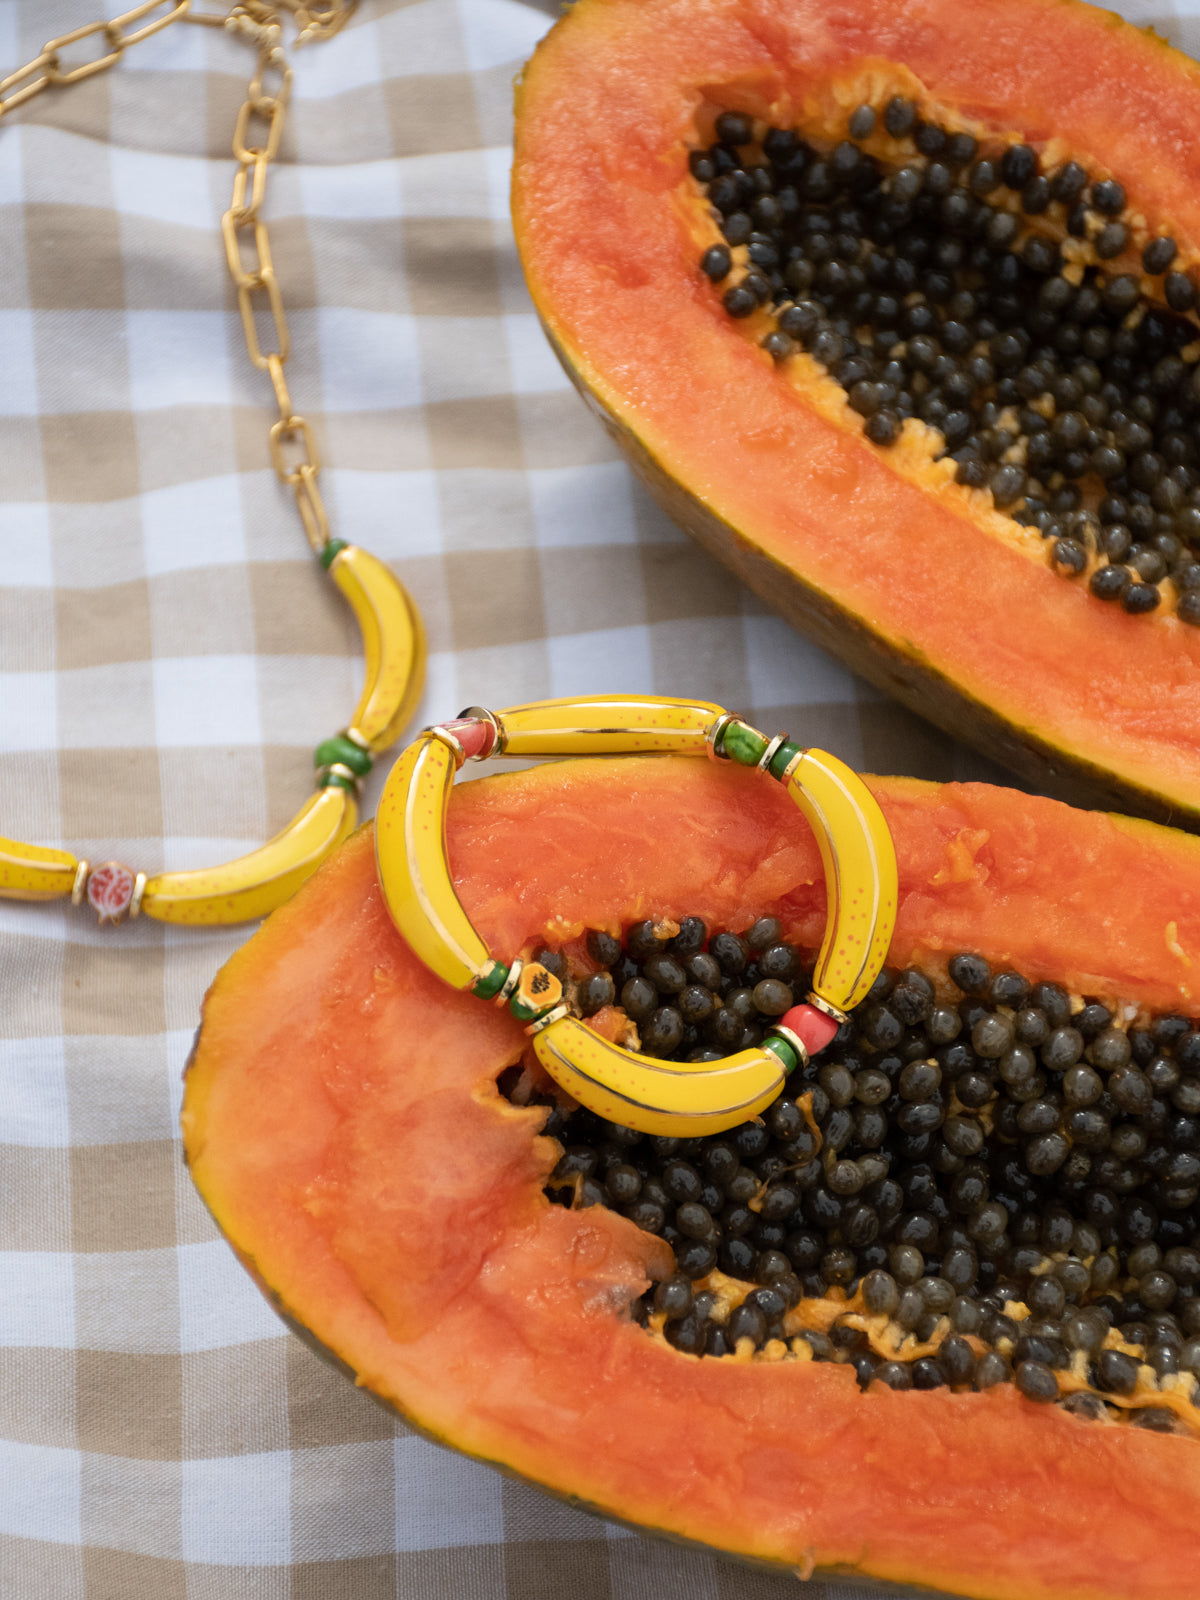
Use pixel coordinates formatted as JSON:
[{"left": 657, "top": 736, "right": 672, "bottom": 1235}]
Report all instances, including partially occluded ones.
[
  {"left": 183, "top": 755, "right": 1200, "bottom": 1600},
  {"left": 511, "top": 0, "right": 1200, "bottom": 825}
]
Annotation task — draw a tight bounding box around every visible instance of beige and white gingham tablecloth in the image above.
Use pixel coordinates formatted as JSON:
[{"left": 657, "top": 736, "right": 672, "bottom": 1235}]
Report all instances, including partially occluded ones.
[{"left": 3, "top": 1, "right": 1197, "bottom": 1595}]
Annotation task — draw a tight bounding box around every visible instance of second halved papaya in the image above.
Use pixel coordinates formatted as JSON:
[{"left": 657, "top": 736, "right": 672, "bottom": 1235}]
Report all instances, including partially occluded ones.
[{"left": 512, "top": 0, "right": 1200, "bottom": 825}]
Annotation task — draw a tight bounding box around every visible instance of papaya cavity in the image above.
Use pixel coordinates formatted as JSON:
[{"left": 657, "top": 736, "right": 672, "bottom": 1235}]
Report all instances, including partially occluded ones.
[
  {"left": 688, "top": 93, "right": 1200, "bottom": 618},
  {"left": 517, "top": 912, "right": 1200, "bottom": 1439}
]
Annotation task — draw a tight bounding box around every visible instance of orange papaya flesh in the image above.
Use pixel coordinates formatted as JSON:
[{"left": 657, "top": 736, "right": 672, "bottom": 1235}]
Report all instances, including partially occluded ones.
[
  {"left": 184, "top": 758, "right": 1200, "bottom": 1600},
  {"left": 511, "top": 0, "right": 1200, "bottom": 826}
]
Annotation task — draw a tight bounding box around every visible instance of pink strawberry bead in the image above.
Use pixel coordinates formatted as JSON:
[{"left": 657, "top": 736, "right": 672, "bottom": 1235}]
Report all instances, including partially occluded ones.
[
  {"left": 780, "top": 1003, "right": 838, "bottom": 1056},
  {"left": 442, "top": 717, "right": 495, "bottom": 760}
]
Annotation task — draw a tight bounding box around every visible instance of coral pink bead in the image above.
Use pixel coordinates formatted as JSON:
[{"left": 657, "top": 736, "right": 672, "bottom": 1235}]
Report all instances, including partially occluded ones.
[
  {"left": 780, "top": 1003, "right": 838, "bottom": 1056},
  {"left": 442, "top": 717, "right": 495, "bottom": 760}
]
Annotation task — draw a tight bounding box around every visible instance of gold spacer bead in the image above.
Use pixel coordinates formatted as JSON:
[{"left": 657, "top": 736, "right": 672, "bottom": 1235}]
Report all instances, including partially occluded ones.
[
  {"left": 525, "top": 1002, "right": 570, "bottom": 1036},
  {"left": 71, "top": 860, "right": 90, "bottom": 906},
  {"left": 757, "top": 732, "right": 791, "bottom": 773},
  {"left": 319, "top": 762, "right": 361, "bottom": 791},
  {"left": 777, "top": 747, "right": 807, "bottom": 784},
  {"left": 766, "top": 1024, "right": 810, "bottom": 1071},
  {"left": 807, "top": 991, "right": 849, "bottom": 1026},
  {"left": 456, "top": 705, "right": 504, "bottom": 759},
  {"left": 494, "top": 959, "right": 524, "bottom": 1005},
  {"left": 704, "top": 710, "right": 744, "bottom": 763},
  {"left": 128, "top": 872, "right": 147, "bottom": 920}
]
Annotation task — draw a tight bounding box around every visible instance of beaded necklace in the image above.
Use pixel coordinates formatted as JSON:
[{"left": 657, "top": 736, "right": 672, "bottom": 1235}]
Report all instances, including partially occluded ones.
[
  {"left": 0, "top": 8, "right": 901, "bottom": 1148},
  {"left": 0, "top": 0, "right": 425, "bottom": 926}
]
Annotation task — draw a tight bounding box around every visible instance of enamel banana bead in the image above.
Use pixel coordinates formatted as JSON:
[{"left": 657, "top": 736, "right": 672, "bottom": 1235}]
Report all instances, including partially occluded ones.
[
  {"left": 375, "top": 695, "right": 899, "bottom": 1138},
  {"left": 0, "top": 540, "right": 424, "bottom": 925}
]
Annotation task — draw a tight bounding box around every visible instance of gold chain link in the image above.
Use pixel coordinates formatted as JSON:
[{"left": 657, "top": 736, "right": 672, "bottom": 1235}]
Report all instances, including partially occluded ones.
[
  {"left": 1, "top": 0, "right": 357, "bottom": 555},
  {"left": 0, "top": 3, "right": 190, "bottom": 116},
  {"left": 221, "top": 25, "right": 333, "bottom": 547}
]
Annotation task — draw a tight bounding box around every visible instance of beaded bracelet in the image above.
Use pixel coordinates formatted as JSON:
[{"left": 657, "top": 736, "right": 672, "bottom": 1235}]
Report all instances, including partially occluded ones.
[{"left": 374, "top": 695, "right": 898, "bottom": 1137}]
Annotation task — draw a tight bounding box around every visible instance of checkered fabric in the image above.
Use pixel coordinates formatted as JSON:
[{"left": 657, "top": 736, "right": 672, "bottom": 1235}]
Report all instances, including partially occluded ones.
[{"left": 4, "top": 1, "right": 1197, "bottom": 1596}]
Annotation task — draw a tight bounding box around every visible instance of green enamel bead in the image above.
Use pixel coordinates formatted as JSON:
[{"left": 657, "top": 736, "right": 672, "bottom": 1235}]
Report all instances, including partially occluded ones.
[
  {"left": 314, "top": 735, "right": 373, "bottom": 776},
  {"left": 318, "top": 769, "right": 358, "bottom": 793},
  {"left": 768, "top": 739, "right": 804, "bottom": 780},
  {"left": 509, "top": 991, "right": 544, "bottom": 1023},
  {"left": 720, "top": 720, "right": 769, "bottom": 766},
  {"left": 319, "top": 538, "right": 349, "bottom": 570},
  {"left": 763, "top": 1034, "right": 800, "bottom": 1073},
  {"left": 472, "top": 963, "right": 509, "bottom": 1000}
]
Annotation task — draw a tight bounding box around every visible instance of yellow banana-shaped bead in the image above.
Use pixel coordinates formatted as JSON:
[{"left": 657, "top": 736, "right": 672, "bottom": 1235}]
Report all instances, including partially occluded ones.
[
  {"left": 783, "top": 748, "right": 898, "bottom": 1013},
  {"left": 374, "top": 732, "right": 489, "bottom": 990},
  {"left": 328, "top": 544, "right": 426, "bottom": 752},
  {"left": 533, "top": 1015, "right": 787, "bottom": 1138},
  {"left": 0, "top": 837, "right": 77, "bottom": 901},
  {"left": 140, "top": 786, "right": 357, "bottom": 925},
  {"left": 495, "top": 695, "right": 725, "bottom": 758}
]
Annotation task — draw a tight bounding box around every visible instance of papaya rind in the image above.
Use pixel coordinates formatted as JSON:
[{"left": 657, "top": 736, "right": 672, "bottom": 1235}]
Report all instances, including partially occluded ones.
[{"left": 548, "top": 317, "right": 1200, "bottom": 825}]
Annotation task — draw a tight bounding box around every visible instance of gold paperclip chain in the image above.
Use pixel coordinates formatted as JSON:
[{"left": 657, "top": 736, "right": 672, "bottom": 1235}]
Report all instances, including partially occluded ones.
[
  {"left": 218, "top": 9, "right": 340, "bottom": 552},
  {"left": 0, "top": 1, "right": 356, "bottom": 555}
]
